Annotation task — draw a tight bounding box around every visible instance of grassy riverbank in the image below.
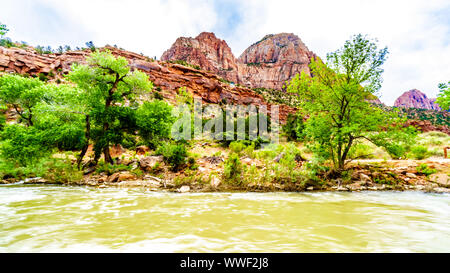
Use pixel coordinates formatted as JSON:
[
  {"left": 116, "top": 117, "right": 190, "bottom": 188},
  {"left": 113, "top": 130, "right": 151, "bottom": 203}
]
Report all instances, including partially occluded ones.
[{"left": 2, "top": 133, "right": 449, "bottom": 194}]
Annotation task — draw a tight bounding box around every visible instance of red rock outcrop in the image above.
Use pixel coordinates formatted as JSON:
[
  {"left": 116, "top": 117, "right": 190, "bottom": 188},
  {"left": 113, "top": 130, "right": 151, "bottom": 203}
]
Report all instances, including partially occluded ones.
[
  {"left": 161, "top": 32, "right": 316, "bottom": 90},
  {"left": 394, "top": 89, "right": 441, "bottom": 110},
  {"left": 238, "top": 33, "right": 315, "bottom": 89},
  {"left": 403, "top": 120, "right": 450, "bottom": 135},
  {"left": 161, "top": 32, "right": 240, "bottom": 83},
  {"left": 0, "top": 45, "right": 296, "bottom": 122}
]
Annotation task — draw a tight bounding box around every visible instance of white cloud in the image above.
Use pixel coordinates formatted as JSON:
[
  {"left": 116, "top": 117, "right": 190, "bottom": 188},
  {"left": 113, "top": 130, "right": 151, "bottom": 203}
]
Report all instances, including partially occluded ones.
[{"left": 0, "top": 0, "right": 449, "bottom": 105}]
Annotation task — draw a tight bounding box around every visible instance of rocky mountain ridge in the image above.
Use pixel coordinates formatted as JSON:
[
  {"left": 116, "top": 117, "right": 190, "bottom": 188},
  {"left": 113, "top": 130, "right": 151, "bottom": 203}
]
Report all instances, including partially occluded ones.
[
  {"left": 161, "top": 32, "right": 315, "bottom": 90},
  {"left": 0, "top": 45, "right": 296, "bottom": 122}
]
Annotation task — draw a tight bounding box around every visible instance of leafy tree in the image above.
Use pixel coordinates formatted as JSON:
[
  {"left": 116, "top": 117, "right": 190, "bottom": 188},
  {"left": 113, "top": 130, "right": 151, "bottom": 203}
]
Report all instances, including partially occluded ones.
[
  {"left": 436, "top": 81, "right": 449, "bottom": 111},
  {"left": 0, "top": 74, "right": 44, "bottom": 126},
  {"left": 136, "top": 100, "right": 175, "bottom": 148},
  {"left": 0, "top": 124, "right": 52, "bottom": 166},
  {"left": 287, "top": 34, "right": 400, "bottom": 170},
  {"left": 0, "top": 22, "right": 8, "bottom": 37},
  {"left": 68, "top": 50, "right": 153, "bottom": 164},
  {"left": 85, "top": 41, "right": 95, "bottom": 51},
  {"left": 283, "top": 112, "right": 305, "bottom": 141}
]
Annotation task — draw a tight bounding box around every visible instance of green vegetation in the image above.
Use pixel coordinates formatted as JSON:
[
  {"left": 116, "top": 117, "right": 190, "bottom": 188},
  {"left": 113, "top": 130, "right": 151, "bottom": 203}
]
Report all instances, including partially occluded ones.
[
  {"left": 436, "top": 81, "right": 449, "bottom": 111},
  {"left": 68, "top": 50, "right": 153, "bottom": 164},
  {"left": 416, "top": 164, "right": 437, "bottom": 177},
  {"left": 287, "top": 34, "right": 409, "bottom": 171},
  {"left": 156, "top": 142, "right": 188, "bottom": 171},
  {"left": 223, "top": 153, "right": 244, "bottom": 185},
  {"left": 0, "top": 25, "right": 447, "bottom": 191}
]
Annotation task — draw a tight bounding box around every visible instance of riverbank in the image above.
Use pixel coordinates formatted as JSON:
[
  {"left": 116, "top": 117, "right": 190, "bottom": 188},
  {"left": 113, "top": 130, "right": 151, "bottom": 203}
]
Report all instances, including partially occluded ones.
[{"left": 4, "top": 158, "right": 449, "bottom": 194}]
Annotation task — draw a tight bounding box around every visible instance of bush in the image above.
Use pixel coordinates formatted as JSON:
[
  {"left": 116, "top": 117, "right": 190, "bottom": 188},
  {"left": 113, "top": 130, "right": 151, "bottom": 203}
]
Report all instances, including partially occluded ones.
[
  {"left": 136, "top": 100, "right": 174, "bottom": 149},
  {"left": 283, "top": 113, "right": 305, "bottom": 141},
  {"left": 229, "top": 141, "right": 247, "bottom": 154},
  {"left": 416, "top": 164, "right": 437, "bottom": 176},
  {"left": 349, "top": 143, "right": 376, "bottom": 159},
  {"left": 0, "top": 157, "right": 82, "bottom": 182},
  {"left": 95, "top": 162, "right": 131, "bottom": 175},
  {"left": 156, "top": 143, "right": 187, "bottom": 171},
  {"left": 223, "top": 153, "right": 244, "bottom": 185},
  {"left": 410, "top": 145, "right": 429, "bottom": 160},
  {"left": 385, "top": 143, "right": 408, "bottom": 159},
  {"left": 0, "top": 125, "right": 52, "bottom": 166}
]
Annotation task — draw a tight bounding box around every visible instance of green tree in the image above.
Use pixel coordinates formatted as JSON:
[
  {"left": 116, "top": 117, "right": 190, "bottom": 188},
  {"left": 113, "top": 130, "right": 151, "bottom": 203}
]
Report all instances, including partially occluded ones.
[
  {"left": 287, "top": 34, "right": 398, "bottom": 170},
  {"left": 136, "top": 100, "right": 175, "bottom": 148},
  {"left": 0, "top": 22, "right": 8, "bottom": 37},
  {"left": 68, "top": 50, "right": 153, "bottom": 164},
  {"left": 0, "top": 74, "right": 44, "bottom": 126},
  {"left": 436, "top": 81, "right": 449, "bottom": 111}
]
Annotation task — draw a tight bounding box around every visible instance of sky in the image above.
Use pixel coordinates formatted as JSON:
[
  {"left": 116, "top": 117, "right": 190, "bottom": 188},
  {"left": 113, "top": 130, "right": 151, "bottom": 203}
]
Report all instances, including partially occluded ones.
[{"left": 0, "top": 0, "right": 449, "bottom": 105}]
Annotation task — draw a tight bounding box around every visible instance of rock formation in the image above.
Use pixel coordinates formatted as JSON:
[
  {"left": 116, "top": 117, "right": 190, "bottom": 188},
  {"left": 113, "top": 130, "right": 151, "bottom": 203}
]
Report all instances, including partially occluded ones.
[
  {"left": 394, "top": 89, "right": 441, "bottom": 110},
  {"left": 0, "top": 45, "right": 296, "bottom": 122},
  {"left": 238, "top": 33, "right": 315, "bottom": 89},
  {"left": 161, "top": 32, "right": 316, "bottom": 90},
  {"left": 161, "top": 32, "right": 240, "bottom": 83}
]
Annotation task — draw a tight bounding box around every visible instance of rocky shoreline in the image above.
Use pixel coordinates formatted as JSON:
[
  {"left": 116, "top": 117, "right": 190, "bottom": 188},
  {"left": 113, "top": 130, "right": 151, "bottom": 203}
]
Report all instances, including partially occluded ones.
[{"left": 4, "top": 167, "right": 450, "bottom": 194}]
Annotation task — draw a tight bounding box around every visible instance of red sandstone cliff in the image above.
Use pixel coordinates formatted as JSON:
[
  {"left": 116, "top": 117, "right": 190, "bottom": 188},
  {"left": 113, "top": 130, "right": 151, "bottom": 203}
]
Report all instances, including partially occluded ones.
[
  {"left": 161, "top": 32, "right": 315, "bottom": 90},
  {"left": 0, "top": 45, "right": 296, "bottom": 122}
]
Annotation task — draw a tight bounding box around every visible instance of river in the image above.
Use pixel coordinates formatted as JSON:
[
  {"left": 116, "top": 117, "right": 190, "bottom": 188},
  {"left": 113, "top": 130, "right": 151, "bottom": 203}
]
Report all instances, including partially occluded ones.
[{"left": 0, "top": 184, "right": 449, "bottom": 252}]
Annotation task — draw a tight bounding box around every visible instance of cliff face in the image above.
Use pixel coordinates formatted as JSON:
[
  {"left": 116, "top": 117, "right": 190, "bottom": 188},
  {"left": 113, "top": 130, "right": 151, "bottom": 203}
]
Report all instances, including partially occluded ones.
[
  {"left": 0, "top": 45, "right": 296, "bottom": 122},
  {"left": 238, "top": 33, "right": 315, "bottom": 89},
  {"left": 161, "top": 32, "right": 315, "bottom": 90},
  {"left": 394, "top": 89, "right": 441, "bottom": 111},
  {"left": 161, "top": 32, "right": 240, "bottom": 83}
]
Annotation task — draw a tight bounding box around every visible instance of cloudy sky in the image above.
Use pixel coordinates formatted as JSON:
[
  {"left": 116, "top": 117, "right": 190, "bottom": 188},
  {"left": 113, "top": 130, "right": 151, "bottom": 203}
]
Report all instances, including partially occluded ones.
[{"left": 1, "top": 0, "right": 449, "bottom": 105}]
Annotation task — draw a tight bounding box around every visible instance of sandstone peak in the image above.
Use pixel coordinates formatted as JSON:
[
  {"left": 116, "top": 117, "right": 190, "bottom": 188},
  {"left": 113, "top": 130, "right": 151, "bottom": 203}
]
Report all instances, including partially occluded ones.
[
  {"left": 161, "top": 32, "right": 316, "bottom": 90},
  {"left": 394, "top": 89, "right": 441, "bottom": 111},
  {"left": 161, "top": 31, "right": 239, "bottom": 83}
]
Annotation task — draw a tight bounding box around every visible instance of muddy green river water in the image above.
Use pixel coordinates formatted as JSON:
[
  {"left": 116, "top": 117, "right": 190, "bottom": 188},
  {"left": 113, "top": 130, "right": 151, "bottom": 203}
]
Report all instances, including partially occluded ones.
[{"left": 0, "top": 185, "right": 449, "bottom": 252}]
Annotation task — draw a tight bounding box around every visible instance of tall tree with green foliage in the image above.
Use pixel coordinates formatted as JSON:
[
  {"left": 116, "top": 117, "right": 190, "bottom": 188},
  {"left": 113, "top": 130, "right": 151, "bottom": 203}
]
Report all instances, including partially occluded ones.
[
  {"left": 436, "top": 81, "right": 449, "bottom": 111},
  {"left": 287, "top": 34, "right": 402, "bottom": 171},
  {"left": 0, "top": 74, "right": 44, "bottom": 126},
  {"left": 68, "top": 50, "right": 153, "bottom": 164}
]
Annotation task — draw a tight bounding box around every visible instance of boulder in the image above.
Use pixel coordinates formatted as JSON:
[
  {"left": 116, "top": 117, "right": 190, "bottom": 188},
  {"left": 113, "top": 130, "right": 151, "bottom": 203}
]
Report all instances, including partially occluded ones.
[
  {"left": 139, "top": 155, "right": 164, "bottom": 170},
  {"left": 136, "top": 145, "right": 150, "bottom": 156},
  {"left": 178, "top": 185, "right": 190, "bottom": 193},
  {"left": 107, "top": 172, "right": 136, "bottom": 183},
  {"left": 210, "top": 176, "right": 221, "bottom": 188}
]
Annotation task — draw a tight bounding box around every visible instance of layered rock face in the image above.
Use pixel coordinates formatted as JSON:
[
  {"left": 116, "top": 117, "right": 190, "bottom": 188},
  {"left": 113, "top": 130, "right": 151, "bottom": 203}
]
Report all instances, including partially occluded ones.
[
  {"left": 0, "top": 45, "right": 296, "bottom": 122},
  {"left": 161, "top": 32, "right": 240, "bottom": 83},
  {"left": 161, "top": 32, "right": 315, "bottom": 90},
  {"left": 394, "top": 89, "right": 441, "bottom": 111},
  {"left": 238, "top": 33, "right": 315, "bottom": 89}
]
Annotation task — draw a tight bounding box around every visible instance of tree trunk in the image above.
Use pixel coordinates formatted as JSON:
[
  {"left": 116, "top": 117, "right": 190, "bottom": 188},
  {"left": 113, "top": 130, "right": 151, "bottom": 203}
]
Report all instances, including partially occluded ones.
[
  {"left": 77, "top": 114, "right": 90, "bottom": 169},
  {"left": 103, "top": 145, "right": 113, "bottom": 164}
]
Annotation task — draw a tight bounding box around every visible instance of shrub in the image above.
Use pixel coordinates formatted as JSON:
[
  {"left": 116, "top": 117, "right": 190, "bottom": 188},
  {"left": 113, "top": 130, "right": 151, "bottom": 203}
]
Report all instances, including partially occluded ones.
[
  {"left": 349, "top": 143, "right": 376, "bottom": 159},
  {"left": 385, "top": 143, "right": 408, "bottom": 159},
  {"left": 410, "top": 145, "right": 429, "bottom": 160},
  {"left": 41, "top": 158, "right": 83, "bottom": 183},
  {"left": 229, "top": 141, "right": 247, "bottom": 154},
  {"left": 156, "top": 143, "right": 187, "bottom": 171},
  {"left": 283, "top": 113, "right": 305, "bottom": 141},
  {"left": 95, "top": 162, "right": 131, "bottom": 175},
  {"left": 223, "top": 153, "right": 244, "bottom": 185},
  {"left": 416, "top": 164, "right": 437, "bottom": 176},
  {"left": 136, "top": 100, "right": 174, "bottom": 148},
  {"left": 0, "top": 124, "right": 52, "bottom": 166}
]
